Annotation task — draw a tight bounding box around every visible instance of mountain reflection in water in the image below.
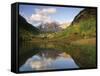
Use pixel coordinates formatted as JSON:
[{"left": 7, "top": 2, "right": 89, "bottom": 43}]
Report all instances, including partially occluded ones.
[{"left": 20, "top": 51, "right": 79, "bottom": 71}]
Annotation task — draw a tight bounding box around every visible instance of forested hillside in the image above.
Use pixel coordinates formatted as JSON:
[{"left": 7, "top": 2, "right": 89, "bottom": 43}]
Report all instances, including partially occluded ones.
[
  {"left": 19, "top": 15, "right": 40, "bottom": 41},
  {"left": 54, "top": 8, "right": 96, "bottom": 41}
]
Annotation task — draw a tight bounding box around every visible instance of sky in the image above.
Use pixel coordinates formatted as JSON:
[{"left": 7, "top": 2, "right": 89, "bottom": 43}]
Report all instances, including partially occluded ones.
[{"left": 19, "top": 4, "right": 84, "bottom": 27}]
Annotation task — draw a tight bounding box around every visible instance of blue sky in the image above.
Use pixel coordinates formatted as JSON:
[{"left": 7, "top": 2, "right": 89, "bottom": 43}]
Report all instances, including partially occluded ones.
[{"left": 19, "top": 4, "right": 84, "bottom": 26}]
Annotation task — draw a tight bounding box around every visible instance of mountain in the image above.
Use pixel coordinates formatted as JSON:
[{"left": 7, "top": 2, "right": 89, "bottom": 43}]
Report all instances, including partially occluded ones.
[
  {"left": 69, "top": 8, "right": 96, "bottom": 38},
  {"left": 71, "top": 8, "right": 96, "bottom": 26},
  {"left": 54, "top": 8, "right": 96, "bottom": 40},
  {"left": 37, "top": 22, "right": 62, "bottom": 32},
  {"left": 19, "top": 15, "right": 40, "bottom": 41},
  {"left": 59, "top": 22, "right": 70, "bottom": 29}
]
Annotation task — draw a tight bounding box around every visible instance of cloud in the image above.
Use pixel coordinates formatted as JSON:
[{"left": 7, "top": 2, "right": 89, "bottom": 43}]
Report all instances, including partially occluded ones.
[
  {"left": 30, "top": 13, "right": 49, "bottom": 22},
  {"left": 38, "top": 8, "right": 56, "bottom": 14},
  {"left": 30, "top": 8, "right": 56, "bottom": 24}
]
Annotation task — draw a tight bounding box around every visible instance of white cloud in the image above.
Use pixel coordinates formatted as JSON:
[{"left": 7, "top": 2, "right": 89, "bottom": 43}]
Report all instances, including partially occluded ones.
[
  {"left": 30, "top": 13, "right": 48, "bottom": 22},
  {"left": 30, "top": 8, "right": 56, "bottom": 24},
  {"left": 39, "top": 8, "right": 56, "bottom": 14}
]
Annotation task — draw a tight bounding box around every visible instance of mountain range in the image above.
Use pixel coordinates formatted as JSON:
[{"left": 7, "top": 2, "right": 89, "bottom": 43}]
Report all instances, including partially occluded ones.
[
  {"left": 18, "top": 8, "right": 96, "bottom": 41},
  {"left": 37, "top": 22, "right": 62, "bottom": 32}
]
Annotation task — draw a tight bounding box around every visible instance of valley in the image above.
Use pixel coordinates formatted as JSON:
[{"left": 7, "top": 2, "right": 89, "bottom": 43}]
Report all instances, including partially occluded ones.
[{"left": 19, "top": 7, "right": 97, "bottom": 70}]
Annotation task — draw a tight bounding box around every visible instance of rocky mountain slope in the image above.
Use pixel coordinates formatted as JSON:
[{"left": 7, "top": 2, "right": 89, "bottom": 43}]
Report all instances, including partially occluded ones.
[{"left": 37, "top": 22, "right": 62, "bottom": 32}]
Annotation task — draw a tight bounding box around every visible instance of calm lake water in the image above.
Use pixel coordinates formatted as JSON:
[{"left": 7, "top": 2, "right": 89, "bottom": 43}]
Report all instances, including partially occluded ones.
[
  {"left": 19, "top": 50, "right": 79, "bottom": 71},
  {"left": 19, "top": 41, "right": 96, "bottom": 71}
]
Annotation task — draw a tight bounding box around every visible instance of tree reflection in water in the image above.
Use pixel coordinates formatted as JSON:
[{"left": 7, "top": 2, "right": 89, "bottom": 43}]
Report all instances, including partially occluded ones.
[{"left": 20, "top": 51, "right": 79, "bottom": 71}]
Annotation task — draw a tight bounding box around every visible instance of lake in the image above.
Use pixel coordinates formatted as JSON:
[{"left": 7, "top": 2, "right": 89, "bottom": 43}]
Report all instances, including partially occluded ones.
[{"left": 19, "top": 41, "right": 96, "bottom": 71}]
